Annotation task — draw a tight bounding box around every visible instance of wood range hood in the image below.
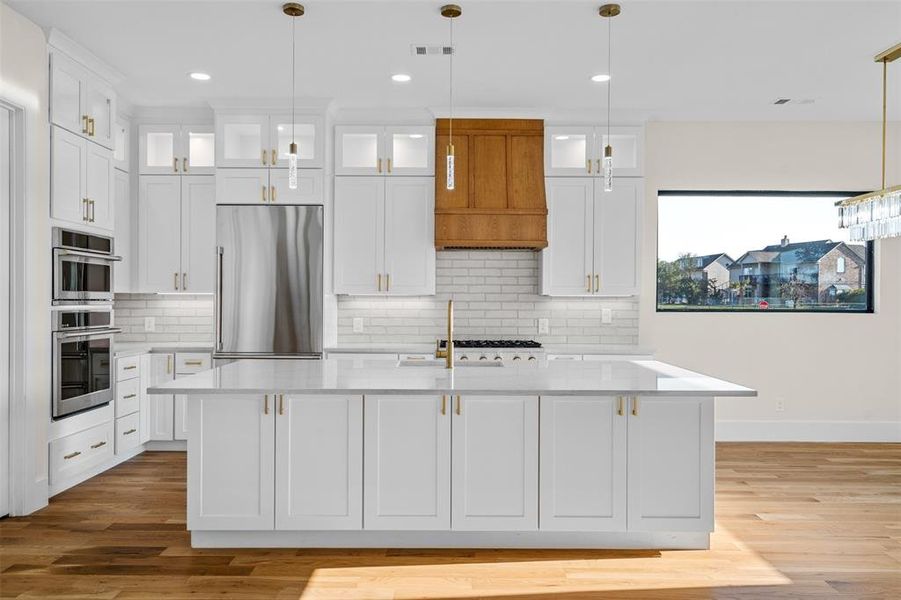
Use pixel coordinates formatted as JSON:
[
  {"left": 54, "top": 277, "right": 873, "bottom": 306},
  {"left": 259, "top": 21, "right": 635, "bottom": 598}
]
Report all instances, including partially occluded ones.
[{"left": 435, "top": 119, "right": 547, "bottom": 249}]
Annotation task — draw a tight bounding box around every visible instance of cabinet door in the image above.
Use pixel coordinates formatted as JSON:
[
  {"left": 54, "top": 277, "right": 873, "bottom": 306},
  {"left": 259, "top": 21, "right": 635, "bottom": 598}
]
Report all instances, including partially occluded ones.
[
  {"left": 180, "top": 176, "right": 216, "bottom": 292},
  {"left": 540, "top": 178, "right": 594, "bottom": 296},
  {"left": 174, "top": 396, "right": 189, "bottom": 440},
  {"left": 627, "top": 396, "right": 714, "bottom": 532},
  {"left": 113, "top": 117, "right": 130, "bottom": 172},
  {"left": 540, "top": 396, "right": 626, "bottom": 531},
  {"left": 187, "top": 394, "right": 275, "bottom": 531},
  {"left": 598, "top": 126, "right": 643, "bottom": 177},
  {"left": 545, "top": 126, "right": 595, "bottom": 177},
  {"left": 269, "top": 114, "right": 323, "bottom": 169},
  {"left": 385, "top": 126, "right": 435, "bottom": 176},
  {"left": 269, "top": 169, "right": 323, "bottom": 205},
  {"left": 138, "top": 176, "right": 183, "bottom": 292},
  {"left": 276, "top": 395, "right": 362, "bottom": 530},
  {"left": 51, "top": 127, "right": 88, "bottom": 225},
  {"left": 113, "top": 170, "right": 133, "bottom": 293},
  {"left": 333, "top": 177, "right": 384, "bottom": 294},
  {"left": 215, "top": 114, "right": 269, "bottom": 168},
  {"left": 85, "top": 141, "right": 115, "bottom": 230},
  {"left": 148, "top": 354, "right": 174, "bottom": 441},
  {"left": 138, "top": 124, "right": 181, "bottom": 175},
  {"left": 215, "top": 168, "right": 270, "bottom": 204},
  {"left": 594, "top": 178, "right": 640, "bottom": 296},
  {"left": 181, "top": 124, "right": 216, "bottom": 175},
  {"left": 335, "top": 126, "right": 383, "bottom": 176},
  {"left": 364, "top": 395, "right": 450, "bottom": 530},
  {"left": 384, "top": 177, "right": 435, "bottom": 295},
  {"left": 50, "top": 52, "right": 86, "bottom": 136},
  {"left": 85, "top": 79, "right": 116, "bottom": 150},
  {"left": 138, "top": 354, "right": 152, "bottom": 444},
  {"left": 452, "top": 395, "right": 539, "bottom": 531}
]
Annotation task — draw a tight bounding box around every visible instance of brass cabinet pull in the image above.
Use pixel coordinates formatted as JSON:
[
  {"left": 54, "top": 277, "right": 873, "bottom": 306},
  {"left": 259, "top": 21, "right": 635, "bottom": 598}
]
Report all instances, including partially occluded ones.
[
  {"left": 82, "top": 198, "right": 89, "bottom": 221},
  {"left": 90, "top": 441, "right": 107, "bottom": 449},
  {"left": 271, "top": 185, "right": 277, "bottom": 203},
  {"left": 617, "top": 396, "right": 624, "bottom": 416},
  {"left": 631, "top": 396, "right": 639, "bottom": 417},
  {"left": 262, "top": 149, "right": 268, "bottom": 166},
  {"left": 596, "top": 158, "right": 601, "bottom": 174},
  {"left": 167, "top": 354, "right": 173, "bottom": 374},
  {"left": 441, "top": 395, "right": 447, "bottom": 416},
  {"left": 387, "top": 158, "right": 392, "bottom": 173},
  {"left": 183, "top": 157, "right": 188, "bottom": 172},
  {"left": 586, "top": 275, "right": 591, "bottom": 292},
  {"left": 88, "top": 117, "right": 95, "bottom": 137},
  {"left": 82, "top": 115, "right": 89, "bottom": 134},
  {"left": 377, "top": 157, "right": 382, "bottom": 173},
  {"left": 123, "top": 429, "right": 137, "bottom": 436},
  {"left": 184, "top": 360, "right": 203, "bottom": 366},
  {"left": 183, "top": 272, "right": 188, "bottom": 290},
  {"left": 123, "top": 365, "right": 137, "bottom": 371},
  {"left": 377, "top": 273, "right": 382, "bottom": 291},
  {"left": 271, "top": 149, "right": 277, "bottom": 165},
  {"left": 455, "top": 395, "right": 462, "bottom": 415},
  {"left": 386, "top": 273, "right": 390, "bottom": 292},
  {"left": 90, "top": 199, "right": 96, "bottom": 222},
  {"left": 264, "top": 394, "right": 270, "bottom": 415},
  {"left": 279, "top": 394, "right": 284, "bottom": 416},
  {"left": 262, "top": 185, "right": 267, "bottom": 202},
  {"left": 174, "top": 272, "right": 179, "bottom": 290},
  {"left": 173, "top": 157, "right": 179, "bottom": 173},
  {"left": 595, "top": 274, "right": 600, "bottom": 293},
  {"left": 123, "top": 394, "right": 137, "bottom": 400},
  {"left": 64, "top": 451, "right": 81, "bottom": 460},
  {"left": 586, "top": 158, "right": 592, "bottom": 174}
]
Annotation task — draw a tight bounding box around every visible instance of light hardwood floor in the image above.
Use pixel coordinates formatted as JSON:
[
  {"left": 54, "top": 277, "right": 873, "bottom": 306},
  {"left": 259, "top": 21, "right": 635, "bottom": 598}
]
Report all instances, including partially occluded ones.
[{"left": 1, "top": 443, "right": 899, "bottom": 599}]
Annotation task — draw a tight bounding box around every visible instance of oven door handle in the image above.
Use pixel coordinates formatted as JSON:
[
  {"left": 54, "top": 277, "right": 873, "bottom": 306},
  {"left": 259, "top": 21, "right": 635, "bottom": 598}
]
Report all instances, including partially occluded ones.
[
  {"left": 55, "top": 248, "right": 123, "bottom": 262},
  {"left": 55, "top": 327, "right": 122, "bottom": 340}
]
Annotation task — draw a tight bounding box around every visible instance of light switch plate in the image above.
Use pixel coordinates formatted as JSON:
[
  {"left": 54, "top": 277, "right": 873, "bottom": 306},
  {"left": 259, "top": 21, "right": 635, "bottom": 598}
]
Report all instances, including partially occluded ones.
[
  {"left": 601, "top": 308, "right": 613, "bottom": 324},
  {"left": 537, "top": 318, "right": 549, "bottom": 334},
  {"left": 144, "top": 316, "right": 156, "bottom": 332},
  {"left": 353, "top": 317, "right": 364, "bottom": 333}
]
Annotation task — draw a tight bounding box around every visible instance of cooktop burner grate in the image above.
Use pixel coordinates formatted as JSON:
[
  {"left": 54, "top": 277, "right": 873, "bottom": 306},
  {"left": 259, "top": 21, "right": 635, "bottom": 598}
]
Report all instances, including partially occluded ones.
[{"left": 438, "top": 339, "right": 542, "bottom": 349}]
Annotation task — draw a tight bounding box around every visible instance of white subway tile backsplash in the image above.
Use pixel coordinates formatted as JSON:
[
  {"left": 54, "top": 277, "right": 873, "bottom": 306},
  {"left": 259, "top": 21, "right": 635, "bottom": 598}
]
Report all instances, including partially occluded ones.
[
  {"left": 114, "top": 294, "right": 215, "bottom": 343},
  {"left": 337, "top": 250, "right": 639, "bottom": 347}
]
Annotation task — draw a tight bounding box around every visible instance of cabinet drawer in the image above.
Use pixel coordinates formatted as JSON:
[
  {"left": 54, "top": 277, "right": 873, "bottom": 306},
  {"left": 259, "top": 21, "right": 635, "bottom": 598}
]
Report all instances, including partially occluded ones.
[
  {"left": 116, "top": 355, "right": 141, "bottom": 381},
  {"left": 115, "top": 413, "right": 141, "bottom": 455},
  {"left": 49, "top": 421, "right": 114, "bottom": 485},
  {"left": 175, "top": 352, "right": 211, "bottom": 374},
  {"left": 116, "top": 378, "right": 140, "bottom": 417}
]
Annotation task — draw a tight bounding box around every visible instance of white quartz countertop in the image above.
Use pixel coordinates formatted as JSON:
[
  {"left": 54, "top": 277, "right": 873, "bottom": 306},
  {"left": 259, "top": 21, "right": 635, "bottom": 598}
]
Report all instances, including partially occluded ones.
[
  {"left": 114, "top": 342, "right": 214, "bottom": 358},
  {"left": 148, "top": 358, "right": 756, "bottom": 397},
  {"left": 325, "top": 344, "right": 654, "bottom": 356}
]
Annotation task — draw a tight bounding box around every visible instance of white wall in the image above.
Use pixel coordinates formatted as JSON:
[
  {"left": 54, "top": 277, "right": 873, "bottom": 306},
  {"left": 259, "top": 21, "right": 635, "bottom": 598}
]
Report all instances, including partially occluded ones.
[
  {"left": 641, "top": 122, "right": 901, "bottom": 441},
  {"left": 0, "top": 4, "right": 51, "bottom": 511}
]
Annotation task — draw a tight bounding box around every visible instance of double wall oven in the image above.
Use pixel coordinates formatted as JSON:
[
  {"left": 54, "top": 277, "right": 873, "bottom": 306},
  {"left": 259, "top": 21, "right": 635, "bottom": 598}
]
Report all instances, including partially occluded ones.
[{"left": 51, "top": 228, "right": 122, "bottom": 419}]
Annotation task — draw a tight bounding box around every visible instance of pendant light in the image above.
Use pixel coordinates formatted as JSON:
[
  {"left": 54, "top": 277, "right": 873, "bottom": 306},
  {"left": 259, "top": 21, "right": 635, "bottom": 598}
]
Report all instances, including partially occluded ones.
[
  {"left": 599, "top": 4, "right": 620, "bottom": 192},
  {"left": 283, "top": 2, "right": 304, "bottom": 189},
  {"left": 838, "top": 42, "right": 901, "bottom": 241},
  {"left": 442, "top": 4, "right": 462, "bottom": 191}
]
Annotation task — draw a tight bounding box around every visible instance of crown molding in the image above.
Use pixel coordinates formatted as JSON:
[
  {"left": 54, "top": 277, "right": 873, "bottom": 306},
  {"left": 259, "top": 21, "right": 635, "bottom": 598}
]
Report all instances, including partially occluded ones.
[{"left": 46, "top": 28, "right": 124, "bottom": 85}]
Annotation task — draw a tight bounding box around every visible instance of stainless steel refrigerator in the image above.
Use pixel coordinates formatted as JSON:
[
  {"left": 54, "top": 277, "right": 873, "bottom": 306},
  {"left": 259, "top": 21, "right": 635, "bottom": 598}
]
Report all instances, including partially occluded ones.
[{"left": 214, "top": 205, "right": 323, "bottom": 359}]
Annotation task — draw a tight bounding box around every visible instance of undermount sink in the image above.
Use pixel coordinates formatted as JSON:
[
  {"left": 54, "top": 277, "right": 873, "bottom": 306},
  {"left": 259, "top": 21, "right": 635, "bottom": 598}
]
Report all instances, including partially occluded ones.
[{"left": 397, "top": 359, "right": 505, "bottom": 368}]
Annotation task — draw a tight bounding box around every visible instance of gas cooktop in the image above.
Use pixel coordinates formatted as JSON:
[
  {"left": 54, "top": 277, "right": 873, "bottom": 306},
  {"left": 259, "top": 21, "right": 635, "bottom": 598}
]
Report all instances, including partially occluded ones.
[{"left": 439, "top": 339, "right": 542, "bottom": 349}]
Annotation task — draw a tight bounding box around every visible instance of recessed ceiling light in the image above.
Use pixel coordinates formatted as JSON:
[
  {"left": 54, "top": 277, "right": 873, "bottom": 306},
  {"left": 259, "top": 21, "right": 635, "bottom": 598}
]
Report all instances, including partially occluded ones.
[
  {"left": 189, "top": 72, "right": 211, "bottom": 81},
  {"left": 391, "top": 73, "right": 412, "bottom": 82},
  {"left": 591, "top": 74, "right": 611, "bottom": 82}
]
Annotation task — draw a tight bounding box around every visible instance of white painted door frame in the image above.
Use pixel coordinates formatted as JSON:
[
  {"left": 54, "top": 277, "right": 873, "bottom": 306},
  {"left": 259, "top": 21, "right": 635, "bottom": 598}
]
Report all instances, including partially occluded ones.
[{"left": 0, "top": 98, "right": 27, "bottom": 516}]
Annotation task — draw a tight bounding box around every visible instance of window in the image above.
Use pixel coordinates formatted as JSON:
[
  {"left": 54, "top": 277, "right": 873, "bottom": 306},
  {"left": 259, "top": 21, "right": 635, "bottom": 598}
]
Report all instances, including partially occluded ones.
[{"left": 657, "top": 191, "right": 873, "bottom": 313}]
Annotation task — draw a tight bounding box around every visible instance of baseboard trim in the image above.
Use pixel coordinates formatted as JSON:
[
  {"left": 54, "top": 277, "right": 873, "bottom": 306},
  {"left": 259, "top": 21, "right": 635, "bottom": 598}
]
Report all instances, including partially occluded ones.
[
  {"left": 145, "top": 440, "right": 187, "bottom": 451},
  {"left": 716, "top": 420, "right": 901, "bottom": 442}
]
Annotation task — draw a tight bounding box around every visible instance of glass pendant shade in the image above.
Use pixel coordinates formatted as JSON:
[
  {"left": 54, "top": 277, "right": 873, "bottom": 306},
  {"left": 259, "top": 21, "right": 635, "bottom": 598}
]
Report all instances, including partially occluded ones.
[
  {"left": 446, "top": 145, "right": 455, "bottom": 191},
  {"left": 839, "top": 186, "right": 901, "bottom": 241},
  {"left": 603, "top": 145, "right": 613, "bottom": 192},
  {"left": 288, "top": 142, "right": 298, "bottom": 189}
]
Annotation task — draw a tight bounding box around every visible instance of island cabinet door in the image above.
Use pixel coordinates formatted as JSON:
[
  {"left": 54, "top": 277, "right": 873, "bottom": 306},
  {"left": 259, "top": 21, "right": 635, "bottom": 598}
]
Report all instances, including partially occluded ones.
[
  {"left": 275, "top": 395, "right": 363, "bottom": 530},
  {"left": 539, "top": 396, "right": 627, "bottom": 531},
  {"left": 188, "top": 394, "right": 275, "bottom": 531},
  {"left": 451, "top": 395, "right": 539, "bottom": 531},
  {"left": 364, "top": 395, "right": 451, "bottom": 530},
  {"left": 626, "top": 396, "right": 714, "bottom": 532}
]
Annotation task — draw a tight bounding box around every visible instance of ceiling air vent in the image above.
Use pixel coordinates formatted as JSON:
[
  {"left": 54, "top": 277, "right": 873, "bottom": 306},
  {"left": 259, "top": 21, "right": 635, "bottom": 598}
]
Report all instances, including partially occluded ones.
[
  {"left": 773, "top": 98, "right": 791, "bottom": 105},
  {"left": 411, "top": 44, "right": 454, "bottom": 56}
]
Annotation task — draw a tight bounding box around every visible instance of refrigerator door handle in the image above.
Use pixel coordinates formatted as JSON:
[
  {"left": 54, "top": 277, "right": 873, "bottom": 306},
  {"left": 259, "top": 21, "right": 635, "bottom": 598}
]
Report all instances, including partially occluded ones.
[{"left": 216, "top": 246, "right": 224, "bottom": 351}]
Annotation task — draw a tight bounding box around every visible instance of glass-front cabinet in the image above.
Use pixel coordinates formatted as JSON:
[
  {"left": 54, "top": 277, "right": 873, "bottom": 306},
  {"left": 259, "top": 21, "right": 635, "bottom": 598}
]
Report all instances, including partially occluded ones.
[
  {"left": 138, "top": 124, "right": 215, "bottom": 175},
  {"left": 545, "top": 125, "right": 643, "bottom": 177},
  {"left": 335, "top": 125, "right": 434, "bottom": 176},
  {"left": 215, "top": 113, "right": 323, "bottom": 169}
]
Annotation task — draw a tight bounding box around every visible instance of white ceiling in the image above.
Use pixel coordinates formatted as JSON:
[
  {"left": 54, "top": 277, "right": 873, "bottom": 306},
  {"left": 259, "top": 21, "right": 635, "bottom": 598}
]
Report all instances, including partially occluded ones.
[{"left": 8, "top": 0, "right": 901, "bottom": 121}]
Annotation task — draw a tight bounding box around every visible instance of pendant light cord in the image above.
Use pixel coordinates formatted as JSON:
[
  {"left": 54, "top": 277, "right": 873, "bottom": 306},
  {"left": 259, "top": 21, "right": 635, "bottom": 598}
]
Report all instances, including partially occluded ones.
[
  {"left": 606, "top": 13, "right": 612, "bottom": 145},
  {"left": 449, "top": 15, "right": 454, "bottom": 149},
  {"left": 292, "top": 14, "right": 296, "bottom": 146}
]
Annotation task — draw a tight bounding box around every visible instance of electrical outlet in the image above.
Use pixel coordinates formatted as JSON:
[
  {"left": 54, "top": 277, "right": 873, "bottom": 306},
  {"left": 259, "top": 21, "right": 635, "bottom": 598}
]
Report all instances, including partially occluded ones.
[
  {"left": 601, "top": 308, "right": 613, "bottom": 324},
  {"left": 353, "top": 318, "right": 364, "bottom": 333},
  {"left": 775, "top": 398, "right": 785, "bottom": 412},
  {"left": 537, "top": 318, "right": 549, "bottom": 334},
  {"left": 144, "top": 317, "right": 156, "bottom": 332}
]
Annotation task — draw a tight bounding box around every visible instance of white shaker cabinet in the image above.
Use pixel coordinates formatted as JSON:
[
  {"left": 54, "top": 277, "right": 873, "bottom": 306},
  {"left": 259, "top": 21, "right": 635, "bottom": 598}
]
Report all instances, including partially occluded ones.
[
  {"left": 138, "top": 354, "right": 153, "bottom": 444},
  {"left": 216, "top": 113, "right": 322, "bottom": 169},
  {"left": 276, "top": 395, "right": 363, "bottom": 530},
  {"left": 113, "top": 169, "right": 133, "bottom": 292},
  {"left": 179, "top": 177, "right": 217, "bottom": 292},
  {"left": 545, "top": 125, "right": 643, "bottom": 177},
  {"left": 187, "top": 394, "right": 275, "bottom": 531},
  {"left": 50, "top": 50, "right": 117, "bottom": 150},
  {"left": 626, "top": 396, "right": 714, "bottom": 532},
  {"left": 51, "top": 126, "right": 114, "bottom": 231},
  {"left": 451, "top": 395, "right": 539, "bottom": 531},
  {"left": 148, "top": 353, "right": 175, "bottom": 441},
  {"left": 334, "top": 176, "right": 435, "bottom": 296},
  {"left": 335, "top": 125, "right": 434, "bottom": 176},
  {"left": 138, "top": 124, "right": 215, "bottom": 175},
  {"left": 540, "top": 177, "right": 640, "bottom": 296},
  {"left": 363, "top": 395, "right": 451, "bottom": 530},
  {"left": 269, "top": 169, "right": 323, "bottom": 205},
  {"left": 216, "top": 168, "right": 323, "bottom": 206},
  {"left": 539, "top": 396, "right": 627, "bottom": 531},
  {"left": 85, "top": 140, "right": 115, "bottom": 230}
]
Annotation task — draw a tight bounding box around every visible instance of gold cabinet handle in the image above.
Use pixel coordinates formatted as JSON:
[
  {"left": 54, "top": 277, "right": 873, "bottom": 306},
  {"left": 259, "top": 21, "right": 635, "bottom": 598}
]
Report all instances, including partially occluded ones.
[
  {"left": 586, "top": 274, "right": 591, "bottom": 292},
  {"left": 385, "top": 273, "right": 390, "bottom": 292},
  {"left": 82, "top": 115, "right": 89, "bottom": 134},
  {"left": 387, "top": 158, "right": 392, "bottom": 173},
  {"left": 271, "top": 149, "right": 277, "bottom": 165},
  {"left": 90, "top": 441, "right": 107, "bottom": 449},
  {"left": 122, "top": 394, "right": 137, "bottom": 400},
  {"left": 586, "top": 158, "right": 592, "bottom": 174},
  {"left": 123, "top": 429, "right": 137, "bottom": 436},
  {"left": 377, "top": 273, "right": 382, "bottom": 291},
  {"left": 270, "top": 185, "right": 276, "bottom": 203},
  {"left": 377, "top": 157, "right": 382, "bottom": 173},
  {"left": 455, "top": 395, "right": 462, "bottom": 415},
  {"left": 264, "top": 394, "right": 270, "bottom": 415},
  {"left": 167, "top": 355, "right": 172, "bottom": 374},
  {"left": 596, "top": 158, "right": 601, "bottom": 174},
  {"left": 174, "top": 272, "right": 179, "bottom": 290},
  {"left": 595, "top": 274, "right": 600, "bottom": 293},
  {"left": 91, "top": 199, "right": 96, "bottom": 222},
  {"left": 262, "top": 149, "right": 268, "bottom": 166},
  {"left": 123, "top": 365, "right": 137, "bottom": 371},
  {"left": 183, "top": 272, "right": 187, "bottom": 290},
  {"left": 279, "top": 394, "right": 284, "bottom": 416},
  {"left": 631, "top": 396, "right": 639, "bottom": 417},
  {"left": 441, "top": 395, "right": 447, "bottom": 416},
  {"left": 82, "top": 198, "right": 88, "bottom": 221},
  {"left": 617, "top": 396, "right": 624, "bottom": 416},
  {"left": 184, "top": 360, "right": 203, "bottom": 366},
  {"left": 64, "top": 451, "right": 82, "bottom": 460},
  {"left": 183, "top": 157, "right": 188, "bottom": 172},
  {"left": 173, "top": 157, "right": 179, "bottom": 173},
  {"left": 88, "top": 117, "right": 95, "bottom": 137}
]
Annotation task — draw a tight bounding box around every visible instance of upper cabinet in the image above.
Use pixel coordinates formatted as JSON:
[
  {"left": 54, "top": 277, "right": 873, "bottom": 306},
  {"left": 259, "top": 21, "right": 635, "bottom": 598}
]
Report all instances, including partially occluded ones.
[
  {"left": 51, "top": 126, "right": 115, "bottom": 232},
  {"left": 545, "top": 125, "right": 643, "bottom": 177},
  {"left": 335, "top": 125, "right": 435, "bottom": 176},
  {"left": 113, "top": 116, "right": 130, "bottom": 172},
  {"left": 50, "top": 50, "right": 117, "bottom": 150},
  {"left": 138, "top": 124, "right": 215, "bottom": 175},
  {"left": 215, "top": 113, "right": 323, "bottom": 169}
]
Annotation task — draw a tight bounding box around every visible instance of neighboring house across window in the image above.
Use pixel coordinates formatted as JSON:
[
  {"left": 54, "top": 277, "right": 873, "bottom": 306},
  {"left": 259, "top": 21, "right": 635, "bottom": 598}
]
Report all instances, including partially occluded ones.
[{"left": 676, "top": 253, "right": 735, "bottom": 292}]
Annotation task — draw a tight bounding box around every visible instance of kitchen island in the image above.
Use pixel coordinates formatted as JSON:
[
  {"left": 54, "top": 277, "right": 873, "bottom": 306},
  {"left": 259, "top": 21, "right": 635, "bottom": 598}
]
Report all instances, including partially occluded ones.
[{"left": 149, "top": 357, "right": 755, "bottom": 549}]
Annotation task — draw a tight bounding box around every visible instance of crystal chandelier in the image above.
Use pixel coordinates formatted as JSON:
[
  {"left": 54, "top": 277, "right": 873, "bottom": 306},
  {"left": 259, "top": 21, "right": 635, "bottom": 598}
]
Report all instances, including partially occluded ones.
[
  {"left": 283, "top": 3, "right": 305, "bottom": 189},
  {"left": 838, "top": 42, "right": 901, "bottom": 241}
]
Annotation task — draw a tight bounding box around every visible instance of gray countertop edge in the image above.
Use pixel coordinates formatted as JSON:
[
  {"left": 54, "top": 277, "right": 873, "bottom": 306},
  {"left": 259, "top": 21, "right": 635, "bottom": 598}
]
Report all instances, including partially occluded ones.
[{"left": 147, "top": 386, "right": 756, "bottom": 397}]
